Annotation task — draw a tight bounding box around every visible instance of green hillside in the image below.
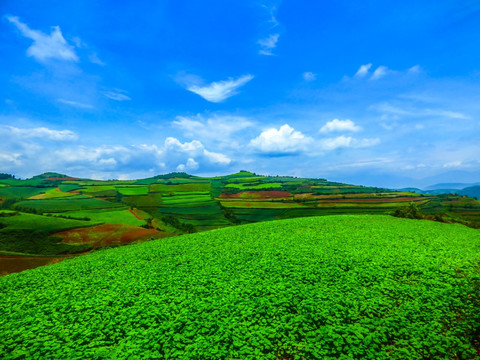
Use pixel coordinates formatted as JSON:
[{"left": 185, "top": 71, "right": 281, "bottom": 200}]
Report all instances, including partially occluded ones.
[
  {"left": 1, "top": 171, "right": 480, "bottom": 261},
  {"left": 1, "top": 215, "right": 480, "bottom": 359}
]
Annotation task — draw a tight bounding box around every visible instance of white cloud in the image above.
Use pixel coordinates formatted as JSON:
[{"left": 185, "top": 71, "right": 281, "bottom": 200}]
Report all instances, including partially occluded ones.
[
  {"left": 372, "top": 103, "right": 470, "bottom": 119},
  {"left": 320, "top": 119, "right": 362, "bottom": 133},
  {"left": 320, "top": 136, "right": 352, "bottom": 150},
  {"left": 57, "top": 99, "right": 94, "bottom": 109},
  {"left": 88, "top": 53, "right": 105, "bottom": 66},
  {"left": 203, "top": 149, "right": 231, "bottom": 165},
  {"left": 0, "top": 125, "right": 78, "bottom": 141},
  {"left": 354, "top": 63, "right": 372, "bottom": 78},
  {"left": 103, "top": 89, "right": 131, "bottom": 101},
  {"left": 408, "top": 65, "right": 422, "bottom": 74},
  {"left": 250, "top": 124, "right": 313, "bottom": 154},
  {"left": 186, "top": 75, "right": 253, "bottom": 103},
  {"left": 173, "top": 114, "right": 253, "bottom": 148},
  {"left": 258, "top": 34, "right": 279, "bottom": 56},
  {"left": 443, "top": 161, "right": 462, "bottom": 168},
  {"left": 7, "top": 16, "right": 78, "bottom": 62},
  {"left": 319, "top": 136, "right": 380, "bottom": 151},
  {"left": 303, "top": 72, "right": 316, "bottom": 82},
  {"left": 371, "top": 66, "right": 389, "bottom": 80},
  {"left": 261, "top": 5, "right": 279, "bottom": 28},
  {"left": 177, "top": 158, "right": 199, "bottom": 172}
]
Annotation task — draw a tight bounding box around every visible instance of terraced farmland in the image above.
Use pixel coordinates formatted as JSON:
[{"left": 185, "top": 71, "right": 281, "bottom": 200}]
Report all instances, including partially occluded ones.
[
  {"left": 1, "top": 215, "right": 480, "bottom": 359},
  {"left": 1, "top": 171, "right": 480, "bottom": 274}
]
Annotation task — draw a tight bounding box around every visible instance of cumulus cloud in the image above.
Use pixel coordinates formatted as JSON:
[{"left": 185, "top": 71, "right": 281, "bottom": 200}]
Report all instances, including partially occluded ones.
[
  {"left": 354, "top": 63, "right": 372, "bottom": 78},
  {"left": 0, "top": 125, "right": 78, "bottom": 141},
  {"left": 371, "top": 66, "right": 389, "bottom": 80},
  {"left": 303, "top": 72, "right": 316, "bottom": 82},
  {"left": 0, "top": 128, "right": 231, "bottom": 177},
  {"left": 250, "top": 124, "right": 313, "bottom": 154},
  {"left": 258, "top": 34, "right": 279, "bottom": 56},
  {"left": 319, "top": 136, "right": 380, "bottom": 150},
  {"left": 164, "top": 137, "right": 231, "bottom": 165},
  {"left": 320, "top": 119, "right": 362, "bottom": 133},
  {"left": 176, "top": 158, "right": 199, "bottom": 172},
  {"left": 103, "top": 89, "right": 131, "bottom": 101},
  {"left": 7, "top": 16, "right": 78, "bottom": 62},
  {"left": 185, "top": 75, "right": 254, "bottom": 103}
]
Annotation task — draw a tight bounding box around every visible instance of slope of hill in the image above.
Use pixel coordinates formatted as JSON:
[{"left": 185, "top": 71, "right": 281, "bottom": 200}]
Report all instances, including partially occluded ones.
[
  {"left": 1, "top": 171, "right": 480, "bottom": 266},
  {"left": 459, "top": 186, "right": 480, "bottom": 199},
  {"left": 1, "top": 215, "right": 480, "bottom": 359}
]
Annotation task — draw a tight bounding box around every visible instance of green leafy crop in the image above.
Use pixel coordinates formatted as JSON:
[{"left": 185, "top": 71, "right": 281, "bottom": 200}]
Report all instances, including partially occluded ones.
[{"left": 1, "top": 215, "right": 480, "bottom": 359}]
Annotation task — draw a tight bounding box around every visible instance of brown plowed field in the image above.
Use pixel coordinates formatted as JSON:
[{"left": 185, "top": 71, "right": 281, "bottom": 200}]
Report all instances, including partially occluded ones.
[{"left": 52, "top": 223, "right": 159, "bottom": 247}]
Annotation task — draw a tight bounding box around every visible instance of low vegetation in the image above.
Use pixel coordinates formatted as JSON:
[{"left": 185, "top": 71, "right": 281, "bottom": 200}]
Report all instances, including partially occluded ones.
[
  {"left": 1, "top": 215, "right": 480, "bottom": 359},
  {"left": 1, "top": 171, "right": 479, "bottom": 260}
]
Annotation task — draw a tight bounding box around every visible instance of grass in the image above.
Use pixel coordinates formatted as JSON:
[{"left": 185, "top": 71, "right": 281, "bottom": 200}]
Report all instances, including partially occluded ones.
[{"left": 1, "top": 215, "right": 480, "bottom": 359}]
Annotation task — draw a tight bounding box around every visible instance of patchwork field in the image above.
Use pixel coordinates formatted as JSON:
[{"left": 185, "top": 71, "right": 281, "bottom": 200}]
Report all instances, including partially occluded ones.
[
  {"left": 1, "top": 171, "right": 480, "bottom": 273},
  {"left": 1, "top": 216, "right": 480, "bottom": 359}
]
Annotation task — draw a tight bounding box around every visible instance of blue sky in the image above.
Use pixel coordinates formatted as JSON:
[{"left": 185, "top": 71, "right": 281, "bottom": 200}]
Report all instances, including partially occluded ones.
[{"left": 1, "top": 0, "right": 480, "bottom": 188}]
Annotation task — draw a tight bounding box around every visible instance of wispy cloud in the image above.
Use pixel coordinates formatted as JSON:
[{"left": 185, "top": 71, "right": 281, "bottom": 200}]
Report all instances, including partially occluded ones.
[
  {"left": 0, "top": 125, "right": 78, "bottom": 141},
  {"left": 320, "top": 119, "right": 362, "bottom": 133},
  {"left": 372, "top": 103, "right": 470, "bottom": 119},
  {"left": 7, "top": 16, "right": 78, "bottom": 62},
  {"left": 354, "top": 63, "right": 372, "bottom": 78},
  {"left": 370, "top": 66, "right": 390, "bottom": 80},
  {"left": 319, "top": 136, "right": 380, "bottom": 150},
  {"left": 57, "top": 99, "right": 94, "bottom": 109},
  {"left": 88, "top": 53, "right": 105, "bottom": 66},
  {"left": 258, "top": 34, "right": 279, "bottom": 56},
  {"left": 250, "top": 124, "right": 312, "bottom": 154},
  {"left": 103, "top": 89, "right": 131, "bottom": 101},
  {"left": 262, "top": 5, "right": 280, "bottom": 28},
  {"left": 185, "top": 75, "right": 254, "bottom": 103},
  {"left": 408, "top": 65, "right": 422, "bottom": 74},
  {"left": 173, "top": 114, "right": 253, "bottom": 148},
  {"left": 303, "top": 72, "right": 316, "bottom": 82}
]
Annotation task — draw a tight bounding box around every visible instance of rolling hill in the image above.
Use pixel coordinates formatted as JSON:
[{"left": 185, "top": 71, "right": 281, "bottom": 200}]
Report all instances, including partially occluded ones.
[
  {"left": 1, "top": 171, "right": 480, "bottom": 271},
  {"left": 1, "top": 215, "right": 480, "bottom": 359}
]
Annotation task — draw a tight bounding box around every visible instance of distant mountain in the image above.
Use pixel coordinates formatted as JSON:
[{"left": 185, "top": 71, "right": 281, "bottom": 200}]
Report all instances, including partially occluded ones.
[
  {"left": 423, "top": 182, "right": 480, "bottom": 191},
  {"left": 458, "top": 186, "right": 480, "bottom": 199}
]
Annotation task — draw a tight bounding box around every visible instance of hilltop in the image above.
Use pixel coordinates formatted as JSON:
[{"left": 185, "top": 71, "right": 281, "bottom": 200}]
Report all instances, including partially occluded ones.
[{"left": 1, "top": 215, "right": 480, "bottom": 359}]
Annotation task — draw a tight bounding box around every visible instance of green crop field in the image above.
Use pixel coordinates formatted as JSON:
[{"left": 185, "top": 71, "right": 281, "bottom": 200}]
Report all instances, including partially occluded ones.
[
  {"left": 1, "top": 215, "right": 480, "bottom": 359},
  {"left": 225, "top": 182, "right": 283, "bottom": 190},
  {"left": 1, "top": 171, "right": 480, "bottom": 261},
  {"left": 13, "top": 197, "right": 124, "bottom": 212},
  {"left": 62, "top": 209, "right": 145, "bottom": 226}
]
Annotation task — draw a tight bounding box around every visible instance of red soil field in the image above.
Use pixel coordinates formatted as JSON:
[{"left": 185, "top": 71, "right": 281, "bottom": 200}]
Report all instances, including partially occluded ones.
[{"left": 52, "top": 223, "right": 159, "bottom": 247}]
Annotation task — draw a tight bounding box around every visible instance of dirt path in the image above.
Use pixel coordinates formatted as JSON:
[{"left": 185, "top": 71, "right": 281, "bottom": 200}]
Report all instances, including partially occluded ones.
[{"left": 129, "top": 208, "right": 143, "bottom": 220}]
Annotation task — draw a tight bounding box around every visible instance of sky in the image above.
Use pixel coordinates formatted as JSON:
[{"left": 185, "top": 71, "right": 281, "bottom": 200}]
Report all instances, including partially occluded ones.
[{"left": 1, "top": 0, "right": 480, "bottom": 188}]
